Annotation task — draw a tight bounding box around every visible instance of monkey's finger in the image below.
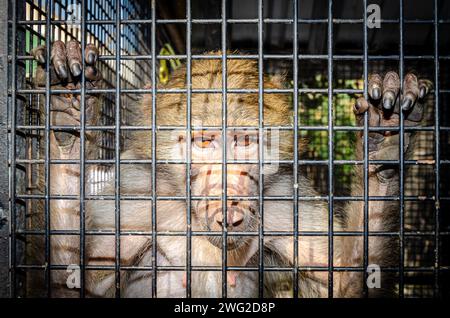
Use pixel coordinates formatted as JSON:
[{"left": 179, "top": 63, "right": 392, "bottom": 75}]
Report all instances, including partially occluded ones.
[
  {"left": 85, "top": 66, "right": 102, "bottom": 82},
  {"left": 66, "top": 40, "right": 82, "bottom": 77},
  {"left": 51, "top": 41, "right": 68, "bottom": 79},
  {"left": 353, "top": 97, "right": 369, "bottom": 126},
  {"left": 418, "top": 79, "right": 433, "bottom": 100},
  {"left": 85, "top": 44, "right": 99, "bottom": 65},
  {"left": 367, "top": 104, "right": 382, "bottom": 127},
  {"left": 354, "top": 97, "right": 369, "bottom": 114},
  {"left": 401, "top": 73, "right": 419, "bottom": 111},
  {"left": 31, "top": 45, "right": 46, "bottom": 64},
  {"left": 368, "top": 74, "right": 383, "bottom": 100},
  {"left": 382, "top": 71, "right": 400, "bottom": 110},
  {"left": 353, "top": 97, "right": 382, "bottom": 128}
]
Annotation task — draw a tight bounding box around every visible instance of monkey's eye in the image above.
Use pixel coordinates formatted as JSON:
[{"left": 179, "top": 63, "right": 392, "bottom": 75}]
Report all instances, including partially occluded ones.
[
  {"left": 233, "top": 134, "right": 257, "bottom": 148},
  {"left": 193, "top": 135, "right": 216, "bottom": 149}
]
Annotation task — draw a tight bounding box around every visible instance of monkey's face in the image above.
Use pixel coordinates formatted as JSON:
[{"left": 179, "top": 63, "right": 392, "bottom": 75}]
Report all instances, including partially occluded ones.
[
  {"left": 152, "top": 57, "right": 294, "bottom": 250},
  {"left": 189, "top": 129, "right": 260, "bottom": 250}
]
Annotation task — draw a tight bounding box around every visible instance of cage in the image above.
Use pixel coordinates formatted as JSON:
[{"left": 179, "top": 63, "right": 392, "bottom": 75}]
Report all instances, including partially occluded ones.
[{"left": 1, "top": 0, "right": 449, "bottom": 298}]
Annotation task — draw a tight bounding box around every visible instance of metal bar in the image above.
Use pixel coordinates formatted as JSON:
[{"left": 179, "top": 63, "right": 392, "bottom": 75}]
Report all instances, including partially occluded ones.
[
  {"left": 185, "top": 0, "right": 193, "bottom": 299},
  {"left": 257, "top": 0, "right": 264, "bottom": 298},
  {"left": 6, "top": 0, "right": 17, "bottom": 298},
  {"left": 44, "top": 0, "right": 52, "bottom": 297},
  {"left": 220, "top": 0, "right": 228, "bottom": 299},
  {"left": 292, "top": 0, "right": 299, "bottom": 299},
  {"left": 15, "top": 53, "right": 450, "bottom": 61},
  {"left": 433, "top": 0, "right": 441, "bottom": 299},
  {"left": 0, "top": 0, "right": 8, "bottom": 299},
  {"left": 16, "top": 193, "right": 441, "bottom": 201},
  {"left": 362, "top": 0, "right": 369, "bottom": 298},
  {"left": 15, "top": 264, "right": 450, "bottom": 272},
  {"left": 79, "top": 0, "right": 87, "bottom": 298},
  {"left": 14, "top": 124, "right": 446, "bottom": 132},
  {"left": 12, "top": 18, "right": 450, "bottom": 25},
  {"left": 12, "top": 158, "right": 446, "bottom": 165},
  {"left": 150, "top": 0, "right": 157, "bottom": 299},
  {"left": 11, "top": 87, "right": 362, "bottom": 94},
  {"left": 327, "top": 0, "right": 334, "bottom": 298},
  {"left": 398, "top": 0, "right": 405, "bottom": 299},
  {"left": 114, "top": 0, "right": 121, "bottom": 298},
  {"left": 16, "top": 229, "right": 450, "bottom": 237}
]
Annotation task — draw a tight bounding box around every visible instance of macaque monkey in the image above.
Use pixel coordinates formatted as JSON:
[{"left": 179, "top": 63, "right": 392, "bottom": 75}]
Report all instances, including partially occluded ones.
[{"left": 28, "top": 40, "right": 432, "bottom": 297}]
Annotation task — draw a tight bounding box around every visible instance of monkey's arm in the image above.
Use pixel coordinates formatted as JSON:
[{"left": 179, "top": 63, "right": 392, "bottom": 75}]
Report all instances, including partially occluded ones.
[
  {"left": 84, "top": 163, "right": 154, "bottom": 297},
  {"left": 30, "top": 41, "right": 103, "bottom": 296},
  {"left": 337, "top": 72, "right": 432, "bottom": 297}
]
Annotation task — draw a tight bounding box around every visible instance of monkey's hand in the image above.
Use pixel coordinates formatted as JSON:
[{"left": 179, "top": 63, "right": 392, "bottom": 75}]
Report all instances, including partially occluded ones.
[
  {"left": 353, "top": 71, "right": 432, "bottom": 181},
  {"left": 31, "top": 40, "right": 103, "bottom": 146}
]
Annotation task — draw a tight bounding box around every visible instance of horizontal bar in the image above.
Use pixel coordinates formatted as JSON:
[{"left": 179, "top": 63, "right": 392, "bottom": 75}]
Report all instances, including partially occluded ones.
[
  {"left": 15, "top": 229, "right": 450, "bottom": 237},
  {"left": 14, "top": 158, "right": 446, "bottom": 166},
  {"left": 15, "top": 194, "right": 442, "bottom": 201},
  {"left": 13, "top": 125, "right": 446, "bottom": 132},
  {"left": 14, "top": 88, "right": 363, "bottom": 94},
  {"left": 15, "top": 264, "right": 450, "bottom": 272},
  {"left": 14, "top": 54, "right": 450, "bottom": 61},
  {"left": 10, "top": 18, "right": 450, "bottom": 25}
]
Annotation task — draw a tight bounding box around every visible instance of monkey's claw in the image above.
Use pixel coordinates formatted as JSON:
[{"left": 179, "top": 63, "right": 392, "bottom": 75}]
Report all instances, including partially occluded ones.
[{"left": 354, "top": 71, "right": 432, "bottom": 180}]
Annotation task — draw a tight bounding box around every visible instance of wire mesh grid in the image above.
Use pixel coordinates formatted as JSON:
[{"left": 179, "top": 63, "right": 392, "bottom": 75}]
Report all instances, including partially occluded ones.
[{"left": 4, "top": 0, "right": 450, "bottom": 298}]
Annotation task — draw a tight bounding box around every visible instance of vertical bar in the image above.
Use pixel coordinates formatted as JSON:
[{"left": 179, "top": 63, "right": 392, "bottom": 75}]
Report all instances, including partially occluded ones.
[
  {"left": 79, "top": 0, "right": 87, "bottom": 298},
  {"left": 8, "top": 0, "right": 17, "bottom": 298},
  {"left": 433, "top": 0, "right": 440, "bottom": 299},
  {"left": 0, "top": 0, "right": 8, "bottom": 299},
  {"left": 398, "top": 0, "right": 405, "bottom": 299},
  {"left": 327, "top": 0, "right": 334, "bottom": 298},
  {"left": 257, "top": 0, "right": 265, "bottom": 298},
  {"left": 292, "top": 0, "right": 299, "bottom": 299},
  {"left": 114, "top": 0, "right": 121, "bottom": 298},
  {"left": 185, "top": 0, "right": 192, "bottom": 299},
  {"left": 44, "top": 0, "right": 52, "bottom": 297},
  {"left": 220, "top": 0, "right": 228, "bottom": 298},
  {"left": 362, "top": 0, "right": 369, "bottom": 298},
  {"left": 150, "top": 0, "right": 157, "bottom": 298}
]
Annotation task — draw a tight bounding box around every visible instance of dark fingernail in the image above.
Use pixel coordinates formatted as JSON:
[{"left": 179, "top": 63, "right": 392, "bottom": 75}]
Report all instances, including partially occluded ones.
[
  {"left": 419, "top": 86, "right": 427, "bottom": 99},
  {"left": 372, "top": 87, "right": 381, "bottom": 99},
  {"left": 71, "top": 63, "right": 82, "bottom": 77},
  {"left": 383, "top": 97, "right": 393, "bottom": 110},
  {"left": 401, "top": 97, "right": 413, "bottom": 111},
  {"left": 87, "top": 52, "right": 96, "bottom": 64},
  {"left": 57, "top": 64, "right": 68, "bottom": 78}
]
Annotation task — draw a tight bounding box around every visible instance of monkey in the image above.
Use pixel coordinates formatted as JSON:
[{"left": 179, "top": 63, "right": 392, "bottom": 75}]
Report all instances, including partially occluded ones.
[{"left": 28, "top": 40, "right": 432, "bottom": 297}]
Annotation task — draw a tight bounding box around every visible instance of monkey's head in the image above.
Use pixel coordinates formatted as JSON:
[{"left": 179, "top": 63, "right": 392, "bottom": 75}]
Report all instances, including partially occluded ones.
[{"left": 140, "top": 53, "right": 294, "bottom": 250}]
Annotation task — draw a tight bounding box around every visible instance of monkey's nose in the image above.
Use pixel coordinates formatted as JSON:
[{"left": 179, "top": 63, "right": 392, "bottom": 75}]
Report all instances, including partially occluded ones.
[{"left": 216, "top": 213, "right": 244, "bottom": 228}]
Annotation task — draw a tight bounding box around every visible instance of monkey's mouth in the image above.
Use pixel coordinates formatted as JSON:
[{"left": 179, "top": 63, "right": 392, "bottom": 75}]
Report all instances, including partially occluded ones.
[{"left": 206, "top": 236, "right": 248, "bottom": 251}]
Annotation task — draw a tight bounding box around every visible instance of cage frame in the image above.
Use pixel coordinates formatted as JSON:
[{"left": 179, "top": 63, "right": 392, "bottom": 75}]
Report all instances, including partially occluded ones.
[{"left": 2, "top": 0, "right": 449, "bottom": 298}]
